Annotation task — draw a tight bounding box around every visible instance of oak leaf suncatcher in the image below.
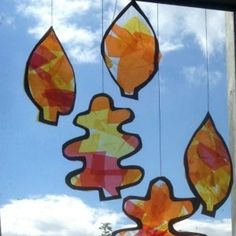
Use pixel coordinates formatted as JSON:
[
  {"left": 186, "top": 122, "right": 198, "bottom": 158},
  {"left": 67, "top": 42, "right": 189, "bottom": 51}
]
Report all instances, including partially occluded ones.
[
  {"left": 63, "top": 93, "right": 144, "bottom": 200},
  {"left": 113, "top": 177, "right": 206, "bottom": 236}
]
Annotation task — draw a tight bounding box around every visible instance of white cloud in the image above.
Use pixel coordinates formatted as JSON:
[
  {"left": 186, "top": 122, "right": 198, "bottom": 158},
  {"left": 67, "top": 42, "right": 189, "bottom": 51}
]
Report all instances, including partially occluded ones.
[
  {"left": 113, "top": 1, "right": 225, "bottom": 55},
  {"left": 16, "top": 0, "right": 225, "bottom": 64},
  {"left": 115, "top": 219, "right": 232, "bottom": 236},
  {"left": 0, "top": 195, "right": 232, "bottom": 236},
  {"left": 135, "top": 3, "right": 225, "bottom": 55},
  {"left": 0, "top": 13, "right": 14, "bottom": 26},
  {"left": 1, "top": 195, "right": 124, "bottom": 236},
  {"left": 183, "top": 66, "right": 223, "bottom": 85},
  {"left": 175, "top": 218, "right": 232, "bottom": 236},
  {"left": 16, "top": 0, "right": 103, "bottom": 64},
  {"left": 183, "top": 66, "right": 206, "bottom": 85}
]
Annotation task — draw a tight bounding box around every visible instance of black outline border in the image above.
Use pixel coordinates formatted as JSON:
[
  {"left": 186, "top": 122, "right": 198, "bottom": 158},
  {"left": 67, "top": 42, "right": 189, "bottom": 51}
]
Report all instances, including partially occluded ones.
[
  {"left": 62, "top": 93, "right": 144, "bottom": 201},
  {"left": 112, "top": 176, "right": 206, "bottom": 236},
  {"left": 24, "top": 26, "right": 76, "bottom": 126},
  {"left": 136, "top": 0, "right": 236, "bottom": 12},
  {"left": 184, "top": 112, "right": 234, "bottom": 217},
  {"left": 101, "top": 0, "right": 160, "bottom": 100}
]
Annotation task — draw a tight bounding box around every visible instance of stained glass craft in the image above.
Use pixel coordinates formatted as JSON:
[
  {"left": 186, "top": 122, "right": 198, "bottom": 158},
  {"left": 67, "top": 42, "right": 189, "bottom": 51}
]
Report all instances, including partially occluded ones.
[
  {"left": 184, "top": 112, "right": 233, "bottom": 217},
  {"left": 25, "top": 27, "right": 76, "bottom": 125},
  {"left": 113, "top": 177, "right": 205, "bottom": 236},
  {"left": 63, "top": 93, "right": 144, "bottom": 201},
  {"left": 101, "top": 1, "right": 161, "bottom": 99}
]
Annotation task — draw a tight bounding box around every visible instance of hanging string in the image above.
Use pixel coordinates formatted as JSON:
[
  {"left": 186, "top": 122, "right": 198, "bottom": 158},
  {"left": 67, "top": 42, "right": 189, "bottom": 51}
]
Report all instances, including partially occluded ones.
[
  {"left": 204, "top": 9, "right": 210, "bottom": 111},
  {"left": 156, "top": 3, "right": 163, "bottom": 176},
  {"left": 101, "top": 0, "right": 105, "bottom": 93},
  {"left": 112, "top": 0, "right": 118, "bottom": 20},
  {"left": 50, "top": 0, "right": 54, "bottom": 27}
]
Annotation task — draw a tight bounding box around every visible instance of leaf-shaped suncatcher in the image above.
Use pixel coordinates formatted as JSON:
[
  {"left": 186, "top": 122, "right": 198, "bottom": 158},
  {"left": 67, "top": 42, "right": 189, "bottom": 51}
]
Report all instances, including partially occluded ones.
[
  {"left": 25, "top": 27, "right": 76, "bottom": 125},
  {"left": 184, "top": 112, "right": 233, "bottom": 217},
  {"left": 101, "top": 1, "right": 161, "bottom": 99},
  {"left": 63, "top": 93, "right": 144, "bottom": 201},
  {"left": 113, "top": 177, "right": 205, "bottom": 236}
]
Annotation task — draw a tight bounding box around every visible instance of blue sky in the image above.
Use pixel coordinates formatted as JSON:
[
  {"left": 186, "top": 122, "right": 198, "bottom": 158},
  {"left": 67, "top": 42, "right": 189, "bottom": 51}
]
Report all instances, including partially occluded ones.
[{"left": 0, "top": 0, "right": 232, "bottom": 235}]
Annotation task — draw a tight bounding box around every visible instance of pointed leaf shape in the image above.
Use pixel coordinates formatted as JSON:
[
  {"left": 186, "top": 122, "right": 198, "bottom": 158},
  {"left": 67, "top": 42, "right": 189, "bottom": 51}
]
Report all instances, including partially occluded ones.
[
  {"left": 63, "top": 93, "right": 144, "bottom": 201},
  {"left": 184, "top": 112, "right": 233, "bottom": 217},
  {"left": 113, "top": 177, "right": 205, "bottom": 236},
  {"left": 25, "top": 27, "right": 76, "bottom": 125},
  {"left": 101, "top": 1, "right": 161, "bottom": 99}
]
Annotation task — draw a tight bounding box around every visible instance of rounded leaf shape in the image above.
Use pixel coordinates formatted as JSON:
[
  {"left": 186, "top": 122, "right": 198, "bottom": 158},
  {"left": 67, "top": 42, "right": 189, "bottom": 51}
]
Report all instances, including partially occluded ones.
[
  {"left": 25, "top": 27, "right": 76, "bottom": 125},
  {"left": 101, "top": 1, "right": 161, "bottom": 99}
]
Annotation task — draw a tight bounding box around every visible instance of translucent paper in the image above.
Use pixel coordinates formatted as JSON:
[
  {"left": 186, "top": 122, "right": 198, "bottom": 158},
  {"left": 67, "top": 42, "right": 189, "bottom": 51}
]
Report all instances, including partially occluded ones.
[
  {"left": 25, "top": 27, "right": 76, "bottom": 125},
  {"left": 63, "top": 93, "right": 144, "bottom": 201},
  {"left": 184, "top": 112, "right": 233, "bottom": 217},
  {"left": 113, "top": 177, "right": 205, "bottom": 236},
  {"left": 101, "top": 1, "right": 160, "bottom": 99}
]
